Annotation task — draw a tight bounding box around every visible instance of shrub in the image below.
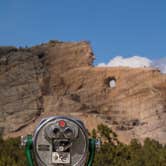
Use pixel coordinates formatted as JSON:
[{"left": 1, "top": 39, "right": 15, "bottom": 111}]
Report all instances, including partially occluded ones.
[
  {"left": 93, "top": 125, "right": 166, "bottom": 166},
  {"left": 0, "top": 135, "right": 26, "bottom": 166},
  {"left": 0, "top": 125, "right": 166, "bottom": 166}
]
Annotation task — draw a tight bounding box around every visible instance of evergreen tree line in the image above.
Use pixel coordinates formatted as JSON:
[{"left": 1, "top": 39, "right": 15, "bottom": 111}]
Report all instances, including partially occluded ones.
[
  {"left": 0, "top": 124, "right": 165, "bottom": 166},
  {"left": 92, "top": 124, "right": 166, "bottom": 166}
]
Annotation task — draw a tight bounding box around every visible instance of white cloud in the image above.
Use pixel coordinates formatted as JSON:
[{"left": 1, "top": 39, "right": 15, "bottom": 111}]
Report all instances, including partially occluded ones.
[
  {"left": 97, "top": 56, "right": 166, "bottom": 74},
  {"left": 152, "top": 58, "right": 166, "bottom": 74}
]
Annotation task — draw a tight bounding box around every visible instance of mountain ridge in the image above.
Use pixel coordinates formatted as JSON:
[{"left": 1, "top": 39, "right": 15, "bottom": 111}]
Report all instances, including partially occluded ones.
[{"left": 0, "top": 41, "right": 165, "bottom": 144}]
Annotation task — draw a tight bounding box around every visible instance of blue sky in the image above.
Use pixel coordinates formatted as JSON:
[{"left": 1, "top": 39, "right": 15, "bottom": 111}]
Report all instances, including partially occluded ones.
[{"left": 0, "top": 0, "right": 165, "bottom": 64}]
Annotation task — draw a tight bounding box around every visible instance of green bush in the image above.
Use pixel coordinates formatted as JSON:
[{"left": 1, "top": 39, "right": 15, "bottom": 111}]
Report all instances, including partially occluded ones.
[
  {"left": 0, "top": 135, "right": 26, "bottom": 166},
  {"left": 0, "top": 125, "right": 166, "bottom": 166},
  {"left": 93, "top": 124, "right": 166, "bottom": 166}
]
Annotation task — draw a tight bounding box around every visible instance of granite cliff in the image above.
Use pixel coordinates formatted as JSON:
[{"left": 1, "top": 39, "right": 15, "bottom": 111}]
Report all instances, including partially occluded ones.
[{"left": 0, "top": 41, "right": 166, "bottom": 143}]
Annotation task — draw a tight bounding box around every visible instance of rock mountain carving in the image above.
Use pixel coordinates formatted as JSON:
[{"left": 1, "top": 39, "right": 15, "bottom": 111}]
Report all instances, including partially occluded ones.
[{"left": 0, "top": 41, "right": 166, "bottom": 143}]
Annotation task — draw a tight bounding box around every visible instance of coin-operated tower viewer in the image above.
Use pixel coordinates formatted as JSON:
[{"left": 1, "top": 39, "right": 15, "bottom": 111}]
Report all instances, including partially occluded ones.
[{"left": 21, "top": 116, "right": 99, "bottom": 166}]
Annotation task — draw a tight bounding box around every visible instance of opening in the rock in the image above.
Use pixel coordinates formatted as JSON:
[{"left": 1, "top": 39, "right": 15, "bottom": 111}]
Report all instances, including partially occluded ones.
[
  {"left": 38, "top": 52, "right": 45, "bottom": 59},
  {"left": 105, "top": 77, "right": 116, "bottom": 88}
]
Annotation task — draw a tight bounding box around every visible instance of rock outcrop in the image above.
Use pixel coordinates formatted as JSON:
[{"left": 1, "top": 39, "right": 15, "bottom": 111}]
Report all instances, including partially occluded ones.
[{"left": 0, "top": 41, "right": 166, "bottom": 144}]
